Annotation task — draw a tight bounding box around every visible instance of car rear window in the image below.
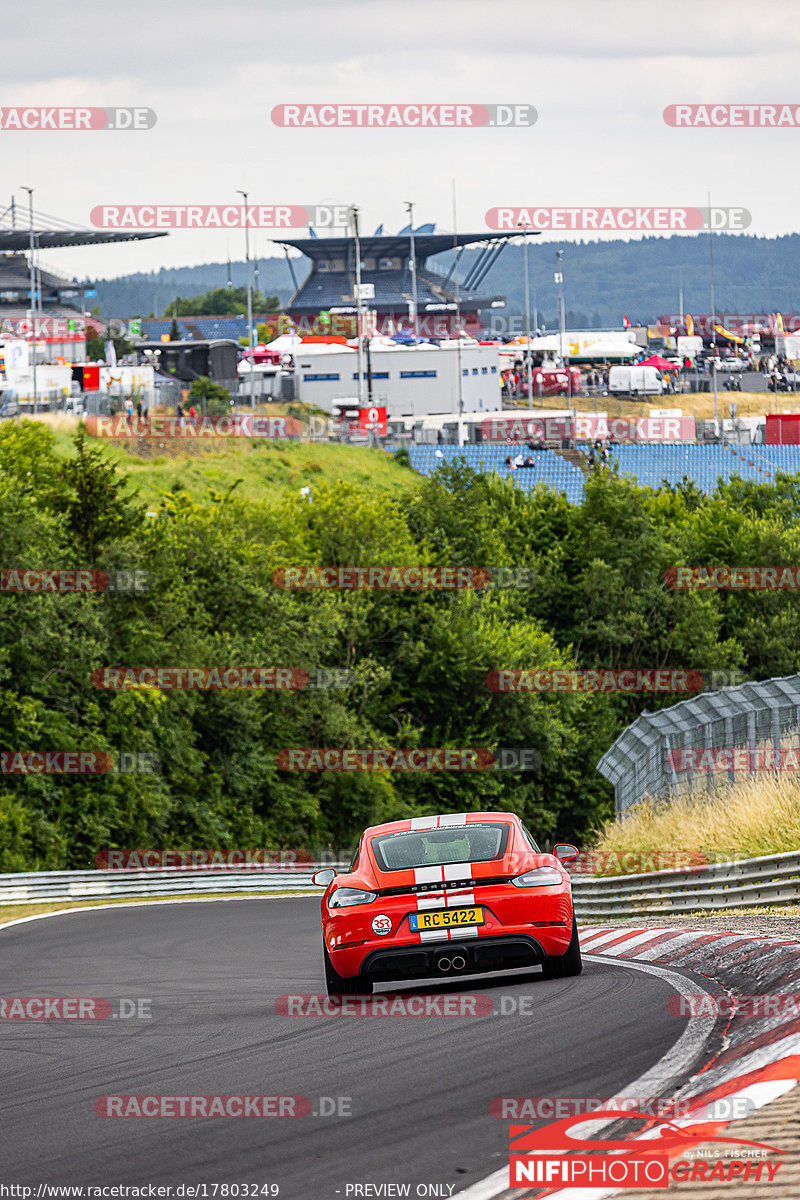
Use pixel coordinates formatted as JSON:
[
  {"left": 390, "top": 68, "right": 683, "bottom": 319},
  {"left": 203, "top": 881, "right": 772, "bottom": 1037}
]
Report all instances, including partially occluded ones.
[{"left": 370, "top": 823, "right": 510, "bottom": 871}]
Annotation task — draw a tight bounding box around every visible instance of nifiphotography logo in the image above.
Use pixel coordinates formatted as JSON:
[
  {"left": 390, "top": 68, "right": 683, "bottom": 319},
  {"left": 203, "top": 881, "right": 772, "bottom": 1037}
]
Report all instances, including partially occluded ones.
[{"left": 508, "top": 1106, "right": 783, "bottom": 1187}]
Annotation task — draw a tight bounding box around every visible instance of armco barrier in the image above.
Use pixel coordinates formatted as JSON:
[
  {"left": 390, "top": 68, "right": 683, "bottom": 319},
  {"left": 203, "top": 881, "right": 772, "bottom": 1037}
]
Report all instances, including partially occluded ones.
[
  {"left": 0, "top": 852, "right": 797, "bottom": 914},
  {"left": 0, "top": 864, "right": 349, "bottom": 906},
  {"left": 571, "top": 849, "right": 800, "bottom": 919}
]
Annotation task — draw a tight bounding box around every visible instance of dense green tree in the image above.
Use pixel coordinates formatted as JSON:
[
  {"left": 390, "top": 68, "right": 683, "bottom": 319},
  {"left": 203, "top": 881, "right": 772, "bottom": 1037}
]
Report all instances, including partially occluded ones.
[
  {"left": 166, "top": 288, "right": 280, "bottom": 318},
  {"left": 4, "top": 423, "right": 800, "bottom": 868}
]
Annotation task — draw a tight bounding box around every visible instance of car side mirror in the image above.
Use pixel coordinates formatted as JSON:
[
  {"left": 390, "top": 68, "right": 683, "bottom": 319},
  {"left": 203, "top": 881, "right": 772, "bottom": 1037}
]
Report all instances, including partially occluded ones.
[
  {"left": 311, "top": 868, "right": 336, "bottom": 887},
  {"left": 553, "top": 843, "right": 579, "bottom": 861}
]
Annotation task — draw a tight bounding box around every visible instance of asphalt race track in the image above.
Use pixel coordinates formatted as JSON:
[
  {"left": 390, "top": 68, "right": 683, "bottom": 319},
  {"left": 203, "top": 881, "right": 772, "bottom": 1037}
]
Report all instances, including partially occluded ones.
[{"left": 1, "top": 900, "right": 706, "bottom": 1198}]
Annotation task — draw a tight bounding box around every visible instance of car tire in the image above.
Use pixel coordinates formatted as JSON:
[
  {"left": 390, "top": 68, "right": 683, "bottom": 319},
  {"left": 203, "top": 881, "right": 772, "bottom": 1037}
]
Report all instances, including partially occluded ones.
[
  {"left": 324, "top": 945, "right": 372, "bottom": 996},
  {"left": 540, "top": 915, "right": 582, "bottom": 979}
]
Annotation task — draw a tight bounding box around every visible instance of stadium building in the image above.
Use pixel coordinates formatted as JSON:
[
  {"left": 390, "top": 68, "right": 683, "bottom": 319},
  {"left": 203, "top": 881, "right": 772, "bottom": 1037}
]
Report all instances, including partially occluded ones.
[
  {"left": 0, "top": 200, "right": 166, "bottom": 362},
  {"left": 274, "top": 225, "right": 521, "bottom": 338}
]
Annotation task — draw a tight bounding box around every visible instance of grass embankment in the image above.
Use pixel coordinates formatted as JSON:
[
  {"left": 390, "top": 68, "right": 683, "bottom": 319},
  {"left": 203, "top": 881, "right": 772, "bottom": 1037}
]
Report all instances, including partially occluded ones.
[
  {"left": 35, "top": 413, "right": 419, "bottom": 508},
  {"left": 592, "top": 773, "right": 800, "bottom": 869}
]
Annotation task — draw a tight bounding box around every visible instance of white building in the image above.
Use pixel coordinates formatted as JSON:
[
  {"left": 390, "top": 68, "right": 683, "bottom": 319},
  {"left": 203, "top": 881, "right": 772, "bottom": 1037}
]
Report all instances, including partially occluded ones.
[{"left": 294, "top": 342, "right": 502, "bottom": 419}]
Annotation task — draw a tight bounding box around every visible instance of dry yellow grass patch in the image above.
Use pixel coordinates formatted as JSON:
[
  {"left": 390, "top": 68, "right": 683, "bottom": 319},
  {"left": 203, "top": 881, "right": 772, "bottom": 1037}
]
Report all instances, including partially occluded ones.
[{"left": 592, "top": 772, "right": 800, "bottom": 868}]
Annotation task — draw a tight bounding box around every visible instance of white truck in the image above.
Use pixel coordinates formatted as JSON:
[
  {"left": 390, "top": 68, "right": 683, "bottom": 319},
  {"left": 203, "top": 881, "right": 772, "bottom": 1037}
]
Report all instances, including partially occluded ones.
[{"left": 608, "top": 365, "right": 665, "bottom": 396}]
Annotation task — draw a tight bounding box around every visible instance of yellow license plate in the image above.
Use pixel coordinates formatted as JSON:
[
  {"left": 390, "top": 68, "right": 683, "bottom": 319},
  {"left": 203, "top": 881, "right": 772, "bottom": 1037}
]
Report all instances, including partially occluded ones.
[{"left": 409, "top": 906, "right": 484, "bottom": 931}]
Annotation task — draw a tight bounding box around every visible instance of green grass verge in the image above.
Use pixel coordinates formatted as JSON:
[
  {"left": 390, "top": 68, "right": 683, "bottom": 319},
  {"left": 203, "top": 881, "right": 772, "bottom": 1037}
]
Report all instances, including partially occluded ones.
[{"left": 46, "top": 422, "right": 420, "bottom": 509}]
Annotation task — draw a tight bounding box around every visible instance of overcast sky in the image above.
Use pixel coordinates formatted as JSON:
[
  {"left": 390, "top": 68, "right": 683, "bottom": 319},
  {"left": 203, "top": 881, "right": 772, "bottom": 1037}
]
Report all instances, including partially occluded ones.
[{"left": 4, "top": 0, "right": 800, "bottom": 280}]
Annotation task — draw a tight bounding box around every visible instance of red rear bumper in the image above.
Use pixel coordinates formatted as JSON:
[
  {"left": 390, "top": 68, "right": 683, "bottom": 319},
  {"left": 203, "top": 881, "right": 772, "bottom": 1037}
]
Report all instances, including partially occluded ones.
[{"left": 323, "top": 884, "right": 573, "bottom": 981}]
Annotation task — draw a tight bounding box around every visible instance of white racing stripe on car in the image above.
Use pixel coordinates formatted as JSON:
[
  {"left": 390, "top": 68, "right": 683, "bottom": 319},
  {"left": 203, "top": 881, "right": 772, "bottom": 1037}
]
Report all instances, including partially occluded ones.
[
  {"left": 444, "top": 860, "right": 473, "bottom": 881},
  {"left": 416, "top": 891, "right": 476, "bottom": 910},
  {"left": 419, "top": 929, "right": 443, "bottom": 943},
  {"left": 449, "top": 926, "right": 480, "bottom": 940},
  {"left": 414, "top": 865, "right": 445, "bottom": 885},
  {"left": 410, "top": 816, "right": 440, "bottom": 830},
  {"left": 438, "top": 812, "right": 468, "bottom": 826},
  {"left": 413, "top": 861, "right": 475, "bottom": 885}
]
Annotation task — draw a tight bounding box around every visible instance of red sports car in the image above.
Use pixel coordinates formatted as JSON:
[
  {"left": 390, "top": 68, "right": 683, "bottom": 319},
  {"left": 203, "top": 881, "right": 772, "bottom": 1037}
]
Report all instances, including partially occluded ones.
[{"left": 312, "top": 811, "right": 580, "bottom": 995}]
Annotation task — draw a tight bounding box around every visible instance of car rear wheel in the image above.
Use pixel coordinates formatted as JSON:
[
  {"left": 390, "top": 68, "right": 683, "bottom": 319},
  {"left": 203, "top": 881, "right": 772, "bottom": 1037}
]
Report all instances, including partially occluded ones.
[
  {"left": 324, "top": 945, "right": 373, "bottom": 996},
  {"left": 540, "top": 915, "right": 582, "bottom": 979}
]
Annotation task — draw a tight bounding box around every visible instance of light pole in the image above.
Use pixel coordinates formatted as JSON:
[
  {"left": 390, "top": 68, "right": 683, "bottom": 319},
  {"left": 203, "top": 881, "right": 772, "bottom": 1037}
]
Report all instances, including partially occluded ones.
[
  {"left": 236, "top": 189, "right": 255, "bottom": 408},
  {"left": 518, "top": 221, "right": 534, "bottom": 409},
  {"left": 350, "top": 205, "right": 365, "bottom": 409},
  {"left": 555, "top": 249, "right": 570, "bottom": 402},
  {"left": 404, "top": 200, "right": 419, "bottom": 340},
  {"left": 21, "top": 187, "right": 37, "bottom": 410},
  {"left": 708, "top": 192, "right": 719, "bottom": 432},
  {"left": 452, "top": 179, "right": 464, "bottom": 447}
]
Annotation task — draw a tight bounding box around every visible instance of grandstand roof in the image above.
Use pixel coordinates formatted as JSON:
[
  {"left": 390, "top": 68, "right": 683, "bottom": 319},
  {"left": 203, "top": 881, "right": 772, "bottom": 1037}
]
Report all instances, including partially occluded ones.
[
  {"left": 273, "top": 230, "right": 524, "bottom": 261},
  {"left": 0, "top": 229, "right": 166, "bottom": 252},
  {"left": 274, "top": 227, "right": 530, "bottom": 314},
  {"left": 0, "top": 201, "right": 167, "bottom": 252}
]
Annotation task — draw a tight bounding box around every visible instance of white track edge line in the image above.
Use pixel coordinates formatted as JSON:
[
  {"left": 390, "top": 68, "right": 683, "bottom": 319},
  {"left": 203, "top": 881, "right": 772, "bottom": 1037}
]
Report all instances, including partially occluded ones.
[{"left": 454, "top": 953, "right": 723, "bottom": 1200}]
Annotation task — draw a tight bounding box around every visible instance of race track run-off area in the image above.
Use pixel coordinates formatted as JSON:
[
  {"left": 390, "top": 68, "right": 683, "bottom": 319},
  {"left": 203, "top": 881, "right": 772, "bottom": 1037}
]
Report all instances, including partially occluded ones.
[{"left": 0, "top": 898, "right": 718, "bottom": 1199}]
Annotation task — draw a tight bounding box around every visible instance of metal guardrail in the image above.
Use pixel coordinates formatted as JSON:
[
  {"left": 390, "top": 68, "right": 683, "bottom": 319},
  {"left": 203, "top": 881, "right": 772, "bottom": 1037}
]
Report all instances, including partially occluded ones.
[
  {"left": 0, "top": 864, "right": 349, "bottom": 906},
  {"left": 571, "top": 849, "right": 800, "bottom": 918},
  {"left": 1, "top": 853, "right": 795, "bottom": 916}
]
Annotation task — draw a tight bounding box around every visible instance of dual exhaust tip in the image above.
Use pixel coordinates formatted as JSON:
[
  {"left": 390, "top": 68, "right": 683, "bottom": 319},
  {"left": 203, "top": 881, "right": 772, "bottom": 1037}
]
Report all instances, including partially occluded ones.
[{"left": 437, "top": 953, "right": 467, "bottom": 973}]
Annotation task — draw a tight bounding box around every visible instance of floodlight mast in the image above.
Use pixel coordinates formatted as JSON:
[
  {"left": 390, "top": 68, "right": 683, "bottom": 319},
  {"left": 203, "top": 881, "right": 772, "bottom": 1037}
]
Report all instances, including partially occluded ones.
[
  {"left": 236, "top": 189, "right": 255, "bottom": 408},
  {"left": 21, "top": 187, "right": 37, "bottom": 409}
]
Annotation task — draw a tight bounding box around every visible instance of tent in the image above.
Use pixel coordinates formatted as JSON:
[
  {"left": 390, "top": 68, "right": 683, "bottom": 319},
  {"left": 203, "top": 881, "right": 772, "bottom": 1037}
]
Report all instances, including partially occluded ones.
[
  {"left": 639, "top": 355, "right": 679, "bottom": 371},
  {"left": 569, "top": 341, "right": 641, "bottom": 360}
]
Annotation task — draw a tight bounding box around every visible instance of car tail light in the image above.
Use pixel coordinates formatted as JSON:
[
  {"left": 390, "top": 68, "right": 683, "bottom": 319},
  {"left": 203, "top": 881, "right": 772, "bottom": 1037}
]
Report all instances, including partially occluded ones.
[
  {"left": 329, "top": 888, "right": 378, "bottom": 908},
  {"left": 512, "top": 867, "right": 563, "bottom": 887}
]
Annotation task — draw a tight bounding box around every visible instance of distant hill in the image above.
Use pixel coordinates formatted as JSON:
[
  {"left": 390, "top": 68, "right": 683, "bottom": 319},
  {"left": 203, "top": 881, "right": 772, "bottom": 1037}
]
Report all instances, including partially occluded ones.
[{"left": 88, "top": 233, "right": 800, "bottom": 329}]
